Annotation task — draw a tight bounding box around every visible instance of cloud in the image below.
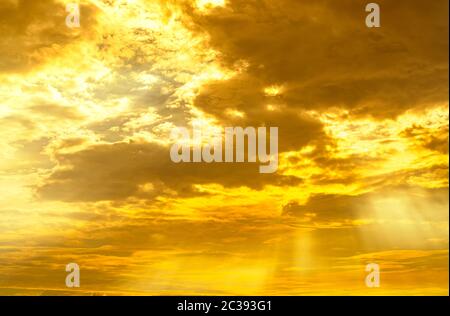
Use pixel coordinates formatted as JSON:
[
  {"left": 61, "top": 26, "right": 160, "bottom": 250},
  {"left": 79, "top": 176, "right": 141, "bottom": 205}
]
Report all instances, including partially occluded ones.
[
  {"left": 37, "top": 140, "right": 303, "bottom": 201},
  {"left": 283, "top": 185, "right": 449, "bottom": 222},
  {"left": 0, "top": 0, "right": 98, "bottom": 73},
  {"left": 194, "top": 74, "right": 329, "bottom": 152},
  {"left": 186, "top": 0, "right": 448, "bottom": 118},
  {"left": 401, "top": 123, "right": 449, "bottom": 155},
  {"left": 0, "top": 0, "right": 448, "bottom": 295}
]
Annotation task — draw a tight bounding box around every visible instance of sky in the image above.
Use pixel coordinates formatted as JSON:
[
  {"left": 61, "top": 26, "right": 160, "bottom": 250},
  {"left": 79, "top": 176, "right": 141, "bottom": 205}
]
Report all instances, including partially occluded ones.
[{"left": 0, "top": 0, "right": 448, "bottom": 295}]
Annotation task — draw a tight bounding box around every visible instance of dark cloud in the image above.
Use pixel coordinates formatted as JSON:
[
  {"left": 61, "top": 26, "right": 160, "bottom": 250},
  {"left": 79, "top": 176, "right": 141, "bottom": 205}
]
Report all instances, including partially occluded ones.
[
  {"left": 186, "top": 0, "right": 448, "bottom": 118},
  {"left": 37, "top": 141, "right": 302, "bottom": 201},
  {"left": 401, "top": 124, "right": 449, "bottom": 155},
  {"left": 283, "top": 185, "right": 449, "bottom": 222},
  {"left": 0, "top": 0, "right": 98, "bottom": 73},
  {"left": 195, "top": 74, "right": 329, "bottom": 152}
]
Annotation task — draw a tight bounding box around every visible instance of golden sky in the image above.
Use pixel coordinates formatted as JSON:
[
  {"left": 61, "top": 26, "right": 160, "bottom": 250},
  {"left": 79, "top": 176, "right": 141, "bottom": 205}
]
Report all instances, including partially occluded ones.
[{"left": 0, "top": 0, "right": 448, "bottom": 295}]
